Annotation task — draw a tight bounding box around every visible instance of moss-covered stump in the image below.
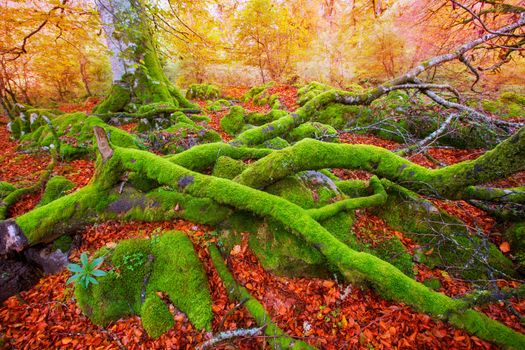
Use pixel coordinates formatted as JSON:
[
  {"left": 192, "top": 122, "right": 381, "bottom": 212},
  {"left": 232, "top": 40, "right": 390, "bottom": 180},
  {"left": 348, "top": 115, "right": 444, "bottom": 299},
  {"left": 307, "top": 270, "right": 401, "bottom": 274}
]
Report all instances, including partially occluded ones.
[
  {"left": 374, "top": 182, "right": 514, "bottom": 279},
  {"left": 185, "top": 84, "right": 220, "bottom": 100},
  {"left": 75, "top": 231, "right": 213, "bottom": 338}
]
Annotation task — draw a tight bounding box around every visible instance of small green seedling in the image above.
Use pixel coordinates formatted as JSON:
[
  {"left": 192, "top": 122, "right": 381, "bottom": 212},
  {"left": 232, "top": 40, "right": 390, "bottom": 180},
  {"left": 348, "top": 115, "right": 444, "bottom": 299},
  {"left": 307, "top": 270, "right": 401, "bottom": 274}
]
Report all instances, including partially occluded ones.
[{"left": 67, "top": 252, "right": 107, "bottom": 289}]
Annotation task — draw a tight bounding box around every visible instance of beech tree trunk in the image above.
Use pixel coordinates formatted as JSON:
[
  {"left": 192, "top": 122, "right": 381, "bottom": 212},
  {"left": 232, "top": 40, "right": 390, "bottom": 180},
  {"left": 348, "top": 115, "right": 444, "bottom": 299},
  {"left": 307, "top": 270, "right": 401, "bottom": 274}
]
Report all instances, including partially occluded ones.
[{"left": 94, "top": 0, "right": 194, "bottom": 113}]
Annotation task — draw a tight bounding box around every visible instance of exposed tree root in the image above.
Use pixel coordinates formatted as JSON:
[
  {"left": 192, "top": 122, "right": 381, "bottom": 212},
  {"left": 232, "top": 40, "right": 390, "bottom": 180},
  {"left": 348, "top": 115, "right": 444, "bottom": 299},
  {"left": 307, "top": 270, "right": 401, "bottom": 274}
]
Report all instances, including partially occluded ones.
[{"left": 208, "top": 244, "right": 316, "bottom": 349}]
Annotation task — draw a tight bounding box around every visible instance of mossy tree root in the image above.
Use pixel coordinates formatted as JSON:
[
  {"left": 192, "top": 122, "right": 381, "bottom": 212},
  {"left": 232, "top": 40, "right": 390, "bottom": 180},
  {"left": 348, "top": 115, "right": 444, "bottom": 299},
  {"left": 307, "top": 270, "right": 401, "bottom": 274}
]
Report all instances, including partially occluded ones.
[
  {"left": 94, "top": 107, "right": 202, "bottom": 122},
  {"left": 307, "top": 176, "right": 387, "bottom": 221},
  {"left": 6, "top": 129, "right": 525, "bottom": 347},
  {"left": 234, "top": 128, "right": 525, "bottom": 198},
  {"left": 105, "top": 145, "right": 524, "bottom": 348},
  {"left": 462, "top": 186, "right": 525, "bottom": 203},
  {"left": 208, "top": 244, "right": 316, "bottom": 350}
]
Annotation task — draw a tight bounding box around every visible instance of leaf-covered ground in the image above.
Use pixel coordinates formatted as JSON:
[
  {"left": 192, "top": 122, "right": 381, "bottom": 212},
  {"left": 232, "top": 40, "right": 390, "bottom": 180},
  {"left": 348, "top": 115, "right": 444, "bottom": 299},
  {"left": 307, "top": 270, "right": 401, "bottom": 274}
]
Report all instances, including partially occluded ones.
[{"left": 1, "top": 86, "right": 524, "bottom": 349}]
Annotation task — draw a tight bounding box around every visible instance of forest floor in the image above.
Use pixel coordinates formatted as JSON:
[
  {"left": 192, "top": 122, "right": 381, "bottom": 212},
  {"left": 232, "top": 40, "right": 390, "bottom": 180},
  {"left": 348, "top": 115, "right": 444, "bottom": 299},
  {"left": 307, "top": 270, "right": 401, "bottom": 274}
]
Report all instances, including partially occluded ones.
[{"left": 0, "top": 86, "right": 524, "bottom": 349}]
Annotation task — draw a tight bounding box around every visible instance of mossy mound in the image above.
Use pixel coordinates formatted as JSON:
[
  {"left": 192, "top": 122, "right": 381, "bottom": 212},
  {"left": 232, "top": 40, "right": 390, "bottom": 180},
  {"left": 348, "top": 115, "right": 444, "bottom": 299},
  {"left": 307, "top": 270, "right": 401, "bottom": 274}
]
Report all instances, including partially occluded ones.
[
  {"left": 207, "top": 99, "right": 232, "bottom": 111},
  {"left": 287, "top": 122, "right": 338, "bottom": 142},
  {"left": 241, "top": 81, "right": 280, "bottom": 108},
  {"left": 151, "top": 121, "right": 221, "bottom": 154},
  {"left": 297, "top": 81, "right": 365, "bottom": 106},
  {"left": 74, "top": 231, "right": 213, "bottom": 338},
  {"left": 259, "top": 137, "right": 290, "bottom": 150},
  {"left": 482, "top": 91, "right": 525, "bottom": 119},
  {"left": 185, "top": 84, "right": 220, "bottom": 100},
  {"left": 212, "top": 156, "right": 247, "bottom": 179},
  {"left": 15, "top": 112, "right": 142, "bottom": 159},
  {"left": 504, "top": 222, "right": 525, "bottom": 273},
  {"left": 220, "top": 106, "right": 245, "bottom": 136},
  {"left": 297, "top": 81, "right": 333, "bottom": 106},
  {"left": 246, "top": 110, "right": 288, "bottom": 126},
  {"left": 37, "top": 176, "right": 76, "bottom": 208}
]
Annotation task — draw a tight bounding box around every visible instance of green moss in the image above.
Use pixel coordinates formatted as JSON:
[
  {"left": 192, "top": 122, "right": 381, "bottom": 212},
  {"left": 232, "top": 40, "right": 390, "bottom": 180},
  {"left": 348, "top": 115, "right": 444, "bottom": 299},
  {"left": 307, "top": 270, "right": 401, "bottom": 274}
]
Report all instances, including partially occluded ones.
[
  {"left": 95, "top": 146, "right": 525, "bottom": 347},
  {"left": 12, "top": 112, "right": 143, "bottom": 159},
  {"left": 297, "top": 81, "right": 332, "bottom": 106},
  {"left": 37, "top": 176, "right": 75, "bottom": 207},
  {"left": 287, "top": 122, "right": 337, "bottom": 142},
  {"left": 212, "top": 156, "right": 247, "bottom": 179},
  {"left": 170, "top": 111, "right": 195, "bottom": 126},
  {"left": 17, "top": 185, "right": 105, "bottom": 244},
  {"left": 482, "top": 92, "right": 525, "bottom": 119},
  {"left": 148, "top": 232, "right": 212, "bottom": 331},
  {"left": 185, "top": 84, "right": 220, "bottom": 100},
  {"left": 259, "top": 137, "right": 290, "bottom": 149},
  {"left": 500, "top": 91, "right": 525, "bottom": 106},
  {"left": 241, "top": 82, "right": 275, "bottom": 105},
  {"left": 51, "top": 235, "right": 73, "bottom": 253},
  {"left": 246, "top": 109, "right": 288, "bottom": 126},
  {"left": 505, "top": 222, "right": 525, "bottom": 255},
  {"left": 372, "top": 237, "right": 414, "bottom": 277},
  {"left": 141, "top": 294, "right": 175, "bottom": 338},
  {"left": 317, "top": 104, "right": 362, "bottom": 128},
  {"left": 93, "top": 84, "right": 131, "bottom": 114},
  {"left": 157, "top": 122, "right": 221, "bottom": 154},
  {"left": 220, "top": 106, "right": 245, "bottom": 136},
  {"left": 235, "top": 132, "right": 525, "bottom": 198},
  {"left": 0, "top": 181, "right": 16, "bottom": 198},
  {"left": 423, "top": 277, "right": 442, "bottom": 291},
  {"left": 246, "top": 219, "right": 329, "bottom": 278},
  {"left": 103, "top": 186, "right": 231, "bottom": 226},
  {"left": 75, "top": 231, "right": 212, "bottom": 337},
  {"left": 207, "top": 99, "right": 231, "bottom": 111},
  {"left": 166, "top": 142, "right": 272, "bottom": 172},
  {"left": 188, "top": 114, "right": 211, "bottom": 123},
  {"left": 374, "top": 184, "right": 513, "bottom": 279}
]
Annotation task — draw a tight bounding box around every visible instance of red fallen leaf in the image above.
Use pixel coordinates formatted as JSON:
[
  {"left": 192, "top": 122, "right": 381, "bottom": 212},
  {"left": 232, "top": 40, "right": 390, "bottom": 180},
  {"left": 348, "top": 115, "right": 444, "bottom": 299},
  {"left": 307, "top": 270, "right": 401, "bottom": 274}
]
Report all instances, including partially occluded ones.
[
  {"left": 322, "top": 280, "right": 335, "bottom": 288},
  {"left": 500, "top": 241, "right": 511, "bottom": 253},
  {"left": 61, "top": 337, "right": 73, "bottom": 345},
  {"left": 432, "top": 327, "right": 448, "bottom": 338},
  {"left": 245, "top": 283, "right": 254, "bottom": 290},
  {"left": 424, "top": 248, "right": 434, "bottom": 255}
]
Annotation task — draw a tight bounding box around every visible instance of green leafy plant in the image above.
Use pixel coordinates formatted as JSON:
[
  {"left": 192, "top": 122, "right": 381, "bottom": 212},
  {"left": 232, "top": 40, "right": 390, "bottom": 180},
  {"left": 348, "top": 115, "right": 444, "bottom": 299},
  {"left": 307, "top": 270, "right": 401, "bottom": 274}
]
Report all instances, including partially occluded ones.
[
  {"left": 67, "top": 252, "right": 107, "bottom": 289},
  {"left": 122, "top": 252, "right": 146, "bottom": 271}
]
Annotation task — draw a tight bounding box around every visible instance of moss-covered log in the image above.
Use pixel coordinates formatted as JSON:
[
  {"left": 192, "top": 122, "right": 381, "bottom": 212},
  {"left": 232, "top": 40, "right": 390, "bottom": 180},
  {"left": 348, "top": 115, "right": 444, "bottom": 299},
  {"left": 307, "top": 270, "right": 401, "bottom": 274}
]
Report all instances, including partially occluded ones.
[{"left": 235, "top": 128, "right": 525, "bottom": 197}]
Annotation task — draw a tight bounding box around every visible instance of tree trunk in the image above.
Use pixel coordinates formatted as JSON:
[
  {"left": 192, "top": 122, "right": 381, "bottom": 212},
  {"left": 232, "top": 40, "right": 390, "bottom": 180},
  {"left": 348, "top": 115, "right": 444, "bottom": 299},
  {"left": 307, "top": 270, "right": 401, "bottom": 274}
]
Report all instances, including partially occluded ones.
[{"left": 93, "top": 0, "right": 194, "bottom": 114}]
